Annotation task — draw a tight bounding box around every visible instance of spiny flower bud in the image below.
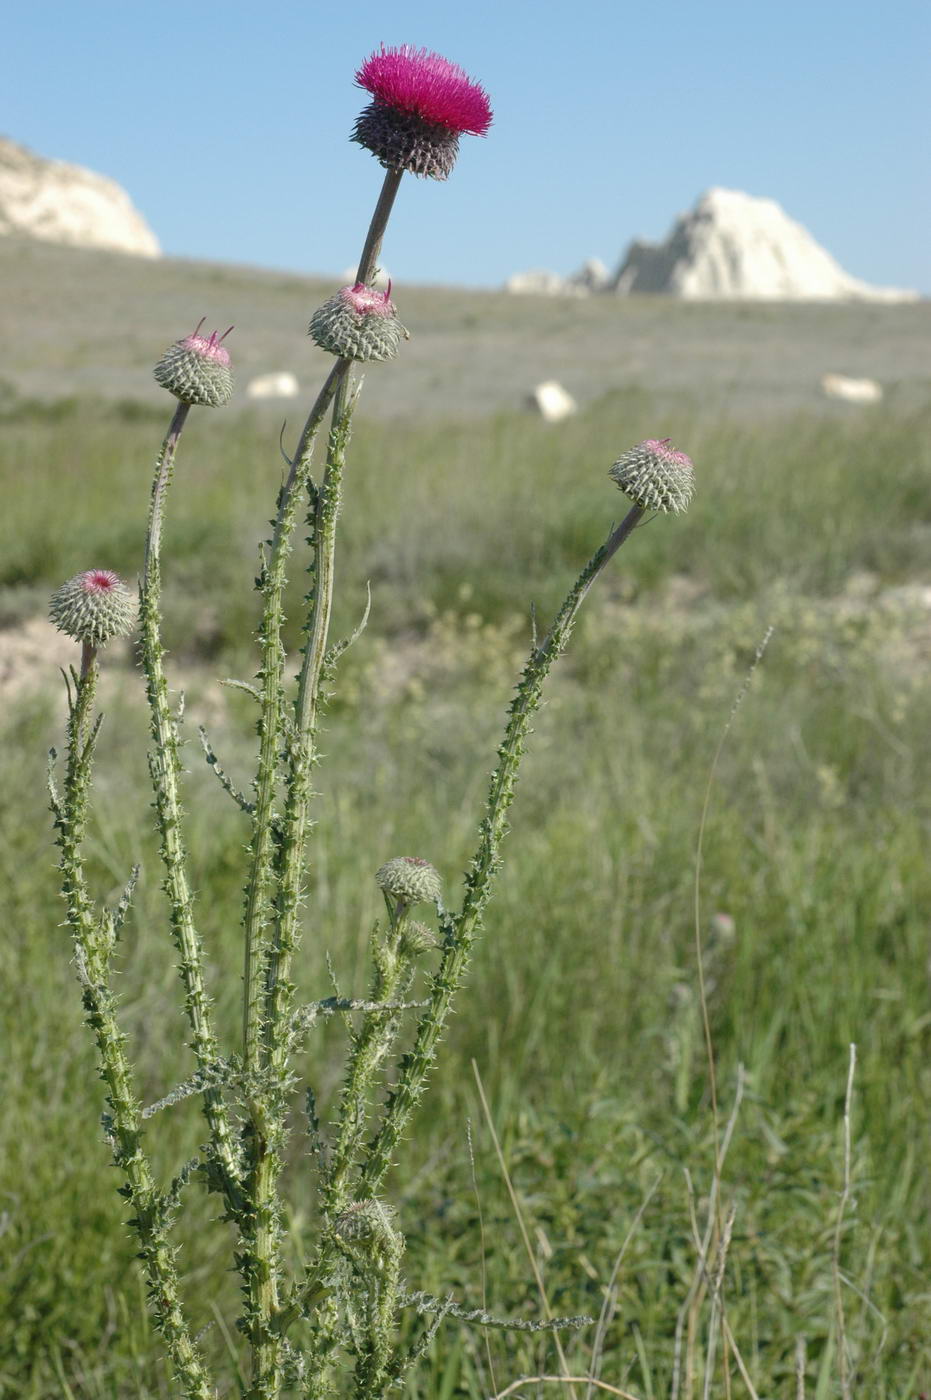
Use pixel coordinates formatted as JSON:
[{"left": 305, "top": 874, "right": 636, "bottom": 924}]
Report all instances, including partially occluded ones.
[
  {"left": 309, "top": 283, "right": 407, "bottom": 362},
  {"left": 400, "top": 920, "right": 438, "bottom": 956},
  {"left": 376, "top": 856, "right": 442, "bottom": 907},
  {"left": 154, "top": 320, "right": 234, "bottom": 407},
  {"left": 49, "top": 570, "right": 136, "bottom": 646},
  {"left": 608, "top": 438, "right": 695, "bottom": 514},
  {"left": 352, "top": 44, "right": 492, "bottom": 181},
  {"left": 333, "top": 1199, "right": 400, "bottom": 1247}
]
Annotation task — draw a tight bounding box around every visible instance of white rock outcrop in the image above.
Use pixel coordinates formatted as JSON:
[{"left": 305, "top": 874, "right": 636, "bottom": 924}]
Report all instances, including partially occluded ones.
[
  {"left": 611, "top": 188, "right": 916, "bottom": 302},
  {"left": 0, "top": 137, "right": 159, "bottom": 257},
  {"left": 246, "top": 372, "right": 300, "bottom": 400},
  {"left": 526, "top": 381, "right": 577, "bottom": 422}
]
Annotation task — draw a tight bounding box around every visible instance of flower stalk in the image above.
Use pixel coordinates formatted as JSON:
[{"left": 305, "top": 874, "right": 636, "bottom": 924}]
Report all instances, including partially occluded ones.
[
  {"left": 141, "top": 400, "right": 243, "bottom": 1210},
  {"left": 54, "top": 662, "right": 214, "bottom": 1399},
  {"left": 357, "top": 505, "right": 646, "bottom": 1197}
]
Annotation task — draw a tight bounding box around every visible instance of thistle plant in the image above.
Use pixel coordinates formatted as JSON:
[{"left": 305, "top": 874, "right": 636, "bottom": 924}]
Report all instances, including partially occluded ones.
[{"left": 49, "top": 43, "right": 695, "bottom": 1400}]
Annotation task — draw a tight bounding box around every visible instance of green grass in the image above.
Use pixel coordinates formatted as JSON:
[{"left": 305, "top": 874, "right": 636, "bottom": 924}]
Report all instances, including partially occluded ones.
[{"left": 2, "top": 367, "right": 931, "bottom": 1396}]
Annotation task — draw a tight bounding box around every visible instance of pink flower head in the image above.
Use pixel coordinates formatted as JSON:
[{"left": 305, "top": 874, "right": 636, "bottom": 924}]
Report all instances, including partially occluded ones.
[
  {"left": 356, "top": 44, "right": 492, "bottom": 136},
  {"left": 181, "top": 318, "right": 233, "bottom": 366},
  {"left": 339, "top": 282, "right": 397, "bottom": 318},
  {"left": 81, "top": 569, "right": 121, "bottom": 594},
  {"left": 640, "top": 438, "right": 694, "bottom": 470}
]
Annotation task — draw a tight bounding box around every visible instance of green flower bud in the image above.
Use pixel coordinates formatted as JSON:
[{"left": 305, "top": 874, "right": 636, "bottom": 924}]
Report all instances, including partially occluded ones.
[
  {"left": 309, "top": 283, "right": 407, "bottom": 363},
  {"left": 154, "top": 321, "right": 234, "bottom": 407},
  {"left": 609, "top": 438, "right": 695, "bottom": 514},
  {"left": 400, "top": 920, "right": 438, "bottom": 956},
  {"left": 49, "top": 570, "right": 136, "bottom": 647},
  {"left": 375, "top": 856, "right": 442, "bottom": 907}
]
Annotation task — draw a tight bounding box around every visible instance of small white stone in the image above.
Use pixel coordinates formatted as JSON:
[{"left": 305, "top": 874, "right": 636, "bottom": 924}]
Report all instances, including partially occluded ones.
[
  {"left": 820, "top": 373, "right": 883, "bottom": 404},
  {"left": 526, "top": 380, "right": 577, "bottom": 422},
  {"left": 246, "top": 371, "right": 300, "bottom": 400}
]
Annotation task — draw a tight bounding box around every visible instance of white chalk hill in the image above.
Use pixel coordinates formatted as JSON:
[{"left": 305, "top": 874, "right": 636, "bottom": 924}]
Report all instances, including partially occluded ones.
[
  {"left": 612, "top": 188, "right": 915, "bottom": 302},
  {"left": 0, "top": 136, "right": 160, "bottom": 258}
]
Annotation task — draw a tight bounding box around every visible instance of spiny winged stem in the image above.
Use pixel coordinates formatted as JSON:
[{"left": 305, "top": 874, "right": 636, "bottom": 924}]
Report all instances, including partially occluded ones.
[
  {"left": 241, "top": 388, "right": 358, "bottom": 1355},
  {"left": 263, "top": 379, "right": 358, "bottom": 1070},
  {"left": 141, "top": 402, "right": 242, "bottom": 1210},
  {"left": 256, "top": 165, "right": 402, "bottom": 1063},
  {"left": 281, "top": 505, "right": 645, "bottom": 1333},
  {"left": 238, "top": 167, "right": 404, "bottom": 1400},
  {"left": 55, "top": 662, "right": 214, "bottom": 1400},
  {"left": 357, "top": 504, "right": 646, "bottom": 1197},
  {"left": 241, "top": 166, "right": 401, "bottom": 1075},
  {"left": 238, "top": 367, "right": 348, "bottom": 1400},
  {"left": 241, "top": 361, "right": 349, "bottom": 1075},
  {"left": 324, "top": 899, "right": 419, "bottom": 1215}
]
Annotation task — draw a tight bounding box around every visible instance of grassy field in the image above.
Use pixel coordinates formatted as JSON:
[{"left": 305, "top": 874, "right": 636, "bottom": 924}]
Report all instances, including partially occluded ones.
[{"left": 1, "top": 243, "right": 931, "bottom": 1398}]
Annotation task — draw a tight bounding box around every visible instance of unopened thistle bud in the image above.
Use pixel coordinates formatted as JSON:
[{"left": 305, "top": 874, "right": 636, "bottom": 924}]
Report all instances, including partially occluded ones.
[
  {"left": 400, "top": 920, "right": 437, "bottom": 956},
  {"left": 375, "top": 856, "right": 442, "bottom": 907},
  {"left": 49, "top": 570, "right": 136, "bottom": 646},
  {"left": 333, "top": 1199, "right": 400, "bottom": 1248},
  {"left": 609, "top": 439, "right": 695, "bottom": 514},
  {"left": 309, "top": 283, "right": 407, "bottom": 362},
  {"left": 154, "top": 320, "right": 234, "bottom": 407},
  {"left": 352, "top": 44, "right": 492, "bottom": 181}
]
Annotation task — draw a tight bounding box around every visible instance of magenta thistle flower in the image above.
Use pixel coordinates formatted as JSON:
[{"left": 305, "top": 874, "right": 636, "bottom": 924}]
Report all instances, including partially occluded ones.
[
  {"left": 154, "top": 320, "right": 234, "bottom": 407},
  {"left": 309, "top": 282, "right": 408, "bottom": 362},
  {"left": 609, "top": 439, "right": 695, "bottom": 514},
  {"left": 49, "top": 569, "right": 136, "bottom": 646},
  {"left": 352, "top": 44, "right": 492, "bottom": 180}
]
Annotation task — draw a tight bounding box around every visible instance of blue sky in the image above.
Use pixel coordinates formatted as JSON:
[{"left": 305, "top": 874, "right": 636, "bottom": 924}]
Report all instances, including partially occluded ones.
[{"left": 6, "top": 0, "right": 930, "bottom": 291}]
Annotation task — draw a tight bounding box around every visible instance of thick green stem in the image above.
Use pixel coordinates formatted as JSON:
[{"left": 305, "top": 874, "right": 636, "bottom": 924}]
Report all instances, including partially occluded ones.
[
  {"left": 56, "top": 665, "right": 214, "bottom": 1400},
  {"left": 238, "top": 368, "right": 348, "bottom": 1400},
  {"left": 241, "top": 362, "right": 349, "bottom": 1073},
  {"left": 240, "top": 165, "right": 406, "bottom": 1400},
  {"left": 357, "top": 506, "right": 645, "bottom": 1197},
  {"left": 262, "top": 382, "right": 355, "bottom": 1067},
  {"left": 141, "top": 402, "right": 242, "bottom": 1210},
  {"left": 241, "top": 383, "right": 356, "bottom": 1400},
  {"left": 323, "top": 907, "right": 414, "bottom": 1216}
]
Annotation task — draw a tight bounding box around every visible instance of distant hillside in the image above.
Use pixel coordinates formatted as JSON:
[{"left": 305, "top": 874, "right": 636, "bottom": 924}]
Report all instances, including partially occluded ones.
[{"left": 1, "top": 237, "right": 929, "bottom": 422}]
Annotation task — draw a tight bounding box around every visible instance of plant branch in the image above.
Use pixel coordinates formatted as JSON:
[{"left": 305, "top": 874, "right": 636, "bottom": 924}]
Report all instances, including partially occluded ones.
[
  {"left": 141, "top": 401, "right": 243, "bottom": 1211},
  {"left": 357, "top": 506, "right": 645, "bottom": 1196}
]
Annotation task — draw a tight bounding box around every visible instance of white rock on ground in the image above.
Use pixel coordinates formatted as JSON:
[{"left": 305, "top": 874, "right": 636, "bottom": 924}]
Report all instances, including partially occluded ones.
[
  {"left": 527, "top": 381, "right": 578, "bottom": 422},
  {"left": 506, "top": 268, "right": 575, "bottom": 295},
  {"left": 821, "top": 373, "right": 884, "bottom": 404},
  {"left": 611, "top": 188, "right": 917, "bottom": 301},
  {"left": 0, "top": 136, "right": 160, "bottom": 257},
  {"left": 246, "top": 372, "right": 300, "bottom": 400}
]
